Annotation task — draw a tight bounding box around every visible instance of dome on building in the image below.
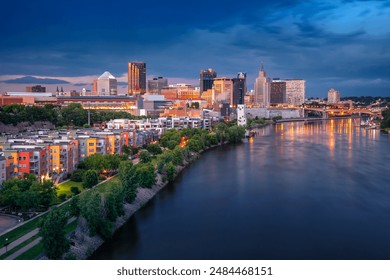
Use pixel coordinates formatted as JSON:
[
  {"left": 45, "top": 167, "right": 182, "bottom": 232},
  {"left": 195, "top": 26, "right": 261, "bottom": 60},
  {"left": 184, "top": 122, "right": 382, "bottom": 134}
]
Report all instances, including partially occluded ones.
[{"left": 98, "top": 71, "right": 116, "bottom": 80}]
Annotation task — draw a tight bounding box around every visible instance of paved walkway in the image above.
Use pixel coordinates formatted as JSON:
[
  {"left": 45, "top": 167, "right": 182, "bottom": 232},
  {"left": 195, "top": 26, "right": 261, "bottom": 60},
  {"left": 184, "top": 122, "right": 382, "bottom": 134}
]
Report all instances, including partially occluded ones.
[
  {"left": 0, "top": 228, "right": 39, "bottom": 256},
  {"left": 5, "top": 237, "right": 42, "bottom": 260}
]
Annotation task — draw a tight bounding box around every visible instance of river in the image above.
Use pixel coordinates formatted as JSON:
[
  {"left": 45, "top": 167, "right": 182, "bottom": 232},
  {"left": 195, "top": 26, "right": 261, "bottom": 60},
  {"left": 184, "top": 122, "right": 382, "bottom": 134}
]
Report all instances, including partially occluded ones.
[{"left": 91, "top": 118, "right": 390, "bottom": 260}]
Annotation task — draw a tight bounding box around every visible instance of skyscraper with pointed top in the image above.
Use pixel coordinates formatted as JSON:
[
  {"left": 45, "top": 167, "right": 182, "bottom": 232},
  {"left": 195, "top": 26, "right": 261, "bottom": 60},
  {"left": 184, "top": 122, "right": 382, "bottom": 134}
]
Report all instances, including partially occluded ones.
[{"left": 254, "top": 63, "right": 270, "bottom": 107}]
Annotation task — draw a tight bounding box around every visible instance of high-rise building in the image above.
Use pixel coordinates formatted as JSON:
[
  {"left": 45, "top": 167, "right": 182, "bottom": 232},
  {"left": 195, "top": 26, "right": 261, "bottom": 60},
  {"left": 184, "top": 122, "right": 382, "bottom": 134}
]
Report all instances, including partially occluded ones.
[
  {"left": 254, "top": 64, "right": 270, "bottom": 107},
  {"left": 213, "top": 77, "right": 233, "bottom": 103},
  {"left": 270, "top": 79, "right": 286, "bottom": 104},
  {"left": 327, "top": 88, "right": 340, "bottom": 104},
  {"left": 148, "top": 77, "right": 168, "bottom": 94},
  {"left": 232, "top": 72, "right": 247, "bottom": 107},
  {"left": 285, "top": 79, "right": 305, "bottom": 106},
  {"left": 97, "top": 71, "right": 117, "bottom": 96},
  {"left": 200, "top": 68, "right": 217, "bottom": 94},
  {"left": 128, "top": 62, "right": 146, "bottom": 95}
]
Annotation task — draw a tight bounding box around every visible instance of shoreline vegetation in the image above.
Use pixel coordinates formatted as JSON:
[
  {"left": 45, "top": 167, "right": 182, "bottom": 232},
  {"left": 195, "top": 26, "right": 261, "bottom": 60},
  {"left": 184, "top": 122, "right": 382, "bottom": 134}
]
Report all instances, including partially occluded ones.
[{"left": 45, "top": 124, "right": 246, "bottom": 260}]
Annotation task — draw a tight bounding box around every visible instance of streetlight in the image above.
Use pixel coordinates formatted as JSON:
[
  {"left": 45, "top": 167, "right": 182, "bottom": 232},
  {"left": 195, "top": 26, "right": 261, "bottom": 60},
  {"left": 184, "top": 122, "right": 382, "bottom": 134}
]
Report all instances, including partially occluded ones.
[{"left": 4, "top": 238, "right": 9, "bottom": 253}]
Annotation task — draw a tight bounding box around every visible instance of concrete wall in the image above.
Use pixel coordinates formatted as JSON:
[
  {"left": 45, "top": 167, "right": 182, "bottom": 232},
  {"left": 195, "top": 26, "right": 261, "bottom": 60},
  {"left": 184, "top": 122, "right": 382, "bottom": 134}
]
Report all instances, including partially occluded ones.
[{"left": 246, "top": 108, "right": 303, "bottom": 119}]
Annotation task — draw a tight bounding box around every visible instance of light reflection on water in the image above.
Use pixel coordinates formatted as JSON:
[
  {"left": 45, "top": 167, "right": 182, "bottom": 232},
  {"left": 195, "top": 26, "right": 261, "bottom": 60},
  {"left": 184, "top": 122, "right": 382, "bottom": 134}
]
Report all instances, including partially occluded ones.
[{"left": 91, "top": 119, "right": 390, "bottom": 260}]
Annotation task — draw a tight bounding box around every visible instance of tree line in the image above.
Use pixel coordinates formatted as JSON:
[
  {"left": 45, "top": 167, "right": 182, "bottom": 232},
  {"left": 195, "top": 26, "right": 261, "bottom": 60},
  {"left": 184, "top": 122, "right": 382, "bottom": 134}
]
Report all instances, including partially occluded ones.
[
  {"left": 380, "top": 108, "right": 390, "bottom": 131},
  {"left": 0, "top": 103, "right": 137, "bottom": 127},
  {"left": 39, "top": 124, "right": 246, "bottom": 259}
]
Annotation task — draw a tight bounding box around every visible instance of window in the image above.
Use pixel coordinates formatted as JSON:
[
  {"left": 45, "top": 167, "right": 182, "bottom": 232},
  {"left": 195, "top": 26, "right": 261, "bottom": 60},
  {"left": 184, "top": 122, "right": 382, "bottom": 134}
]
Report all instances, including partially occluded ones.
[
  {"left": 89, "top": 149, "right": 94, "bottom": 153},
  {"left": 89, "top": 143, "right": 94, "bottom": 146}
]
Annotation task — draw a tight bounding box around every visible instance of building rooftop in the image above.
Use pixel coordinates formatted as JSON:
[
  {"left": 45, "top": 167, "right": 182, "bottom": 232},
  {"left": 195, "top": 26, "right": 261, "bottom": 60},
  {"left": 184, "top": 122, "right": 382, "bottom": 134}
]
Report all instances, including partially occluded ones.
[{"left": 98, "top": 71, "right": 116, "bottom": 80}]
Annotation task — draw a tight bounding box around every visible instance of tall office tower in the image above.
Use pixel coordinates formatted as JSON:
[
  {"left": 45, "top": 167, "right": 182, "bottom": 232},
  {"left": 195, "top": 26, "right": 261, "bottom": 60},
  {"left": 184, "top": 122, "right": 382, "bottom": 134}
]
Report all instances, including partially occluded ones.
[
  {"left": 270, "top": 79, "right": 286, "bottom": 104},
  {"left": 213, "top": 77, "right": 233, "bottom": 103},
  {"left": 97, "top": 71, "right": 117, "bottom": 96},
  {"left": 254, "top": 64, "right": 270, "bottom": 107},
  {"left": 327, "top": 88, "right": 340, "bottom": 104},
  {"left": 285, "top": 79, "right": 306, "bottom": 106},
  {"left": 232, "top": 72, "right": 247, "bottom": 107},
  {"left": 200, "top": 68, "right": 217, "bottom": 94},
  {"left": 128, "top": 62, "right": 146, "bottom": 95},
  {"left": 148, "top": 77, "right": 168, "bottom": 94}
]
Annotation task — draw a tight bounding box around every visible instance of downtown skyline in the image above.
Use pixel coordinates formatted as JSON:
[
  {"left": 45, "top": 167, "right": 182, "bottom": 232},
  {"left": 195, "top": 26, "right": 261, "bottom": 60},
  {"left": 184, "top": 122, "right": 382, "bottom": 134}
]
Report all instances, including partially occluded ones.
[{"left": 1, "top": 0, "right": 390, "bottom": 97}]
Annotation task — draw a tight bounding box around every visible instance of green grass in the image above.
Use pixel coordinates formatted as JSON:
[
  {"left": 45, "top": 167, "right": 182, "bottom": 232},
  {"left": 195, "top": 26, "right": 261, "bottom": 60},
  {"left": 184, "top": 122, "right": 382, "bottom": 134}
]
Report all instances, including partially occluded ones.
[
  {"left": 56, "top": 180, "right": 84, "bottom": 198},
  {"left": 15, "top": 242, "right": 44, "bottom": 260},
  {"left": 96, "top": 175, "right": 120, "bottom": 193},
  {"left": 0, "top": 214, "right": 46, "bottom": 248},
  {"left": 0, "top": 234, "right": 40, "bottom": 260}
]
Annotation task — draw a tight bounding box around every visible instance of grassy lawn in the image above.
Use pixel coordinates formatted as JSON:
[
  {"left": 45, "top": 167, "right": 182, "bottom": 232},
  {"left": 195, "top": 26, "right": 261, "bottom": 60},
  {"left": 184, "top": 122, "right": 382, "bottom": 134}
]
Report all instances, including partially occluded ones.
[
  {"left": 96, "top": 175, "right": 120, "bottom": 193},
  {"left": 0, "top": 176, "right": 118, "bottom": 252},
  {"left": 15, "top": 242, "right": 44, "bottom": 260},
  {"left": 0, "top": 214, "right": 46, "bottom": 248},
  {"left": 0, "top": 235, "right": 40, "bottom": 260},
  {"left": 56, "top": 180, "right": 84, "bottom": 198}
]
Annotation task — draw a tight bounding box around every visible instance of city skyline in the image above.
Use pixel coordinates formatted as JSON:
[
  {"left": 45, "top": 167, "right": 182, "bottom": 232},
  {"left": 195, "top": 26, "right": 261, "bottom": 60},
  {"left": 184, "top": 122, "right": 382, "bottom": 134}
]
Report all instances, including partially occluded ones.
[{"left": 1, "top": 0, "right": 390, "bottom": 97}]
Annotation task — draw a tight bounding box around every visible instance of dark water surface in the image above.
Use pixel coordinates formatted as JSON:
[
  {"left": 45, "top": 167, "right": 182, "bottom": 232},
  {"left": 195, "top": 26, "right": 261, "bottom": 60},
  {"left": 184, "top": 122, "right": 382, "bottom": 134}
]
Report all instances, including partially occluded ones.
[{"left": 91, "top": 119, "right": 390, "bottom": 259}]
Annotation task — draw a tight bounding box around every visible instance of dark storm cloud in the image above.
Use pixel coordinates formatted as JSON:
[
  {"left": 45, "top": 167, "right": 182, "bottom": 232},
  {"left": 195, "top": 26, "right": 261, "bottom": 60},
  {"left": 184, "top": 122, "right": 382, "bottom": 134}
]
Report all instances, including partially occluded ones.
[
  {"left": 1, "top": 76, "right": 70, "bottom": 84},
  {"left": 0, "top": 0, "right": 389, "bottom": 96}
]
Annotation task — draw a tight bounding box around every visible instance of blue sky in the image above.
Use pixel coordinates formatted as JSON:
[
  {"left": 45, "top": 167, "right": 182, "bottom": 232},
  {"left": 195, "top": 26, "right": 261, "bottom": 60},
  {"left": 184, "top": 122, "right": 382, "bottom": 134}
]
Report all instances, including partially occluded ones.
[{"left": 0, "top": 0, "right": 389, "bottom": 97}]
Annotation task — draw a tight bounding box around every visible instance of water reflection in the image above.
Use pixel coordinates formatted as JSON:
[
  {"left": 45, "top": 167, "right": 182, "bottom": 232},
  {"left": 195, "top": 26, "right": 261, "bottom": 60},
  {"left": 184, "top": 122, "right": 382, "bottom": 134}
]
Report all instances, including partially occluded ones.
[{"left": 91, "top": 118, "right": 390, "bottom": 260}]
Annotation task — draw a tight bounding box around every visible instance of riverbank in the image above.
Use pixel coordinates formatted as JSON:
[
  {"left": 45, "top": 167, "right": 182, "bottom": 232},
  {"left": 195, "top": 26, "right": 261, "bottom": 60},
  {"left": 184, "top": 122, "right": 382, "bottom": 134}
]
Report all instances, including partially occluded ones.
[{"left": 67, "top": 150, "right": 203, "bottom": 260}]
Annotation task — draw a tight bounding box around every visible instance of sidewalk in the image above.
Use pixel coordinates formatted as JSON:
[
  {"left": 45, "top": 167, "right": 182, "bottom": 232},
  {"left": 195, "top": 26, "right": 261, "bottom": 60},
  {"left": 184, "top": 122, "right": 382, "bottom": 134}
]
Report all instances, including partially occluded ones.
[{"left": 0, "top": 228, "right": 39, "bottom": 256}]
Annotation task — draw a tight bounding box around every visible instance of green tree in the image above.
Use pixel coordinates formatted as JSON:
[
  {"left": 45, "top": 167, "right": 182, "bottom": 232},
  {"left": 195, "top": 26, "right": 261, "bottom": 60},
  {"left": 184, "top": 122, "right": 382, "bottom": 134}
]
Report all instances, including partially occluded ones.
[
  {"left": 83, "top": 154, "right": 106, "bottom": 173},
  {"left": 172, "top": 146, "right": 184, "bottom": 165},
  {"left": 166, "top": 163, "right": 177, "bottom": 182},
  {"left": 82, "top": 170, "right": 99, "bottom": 189},
  {"left": 226, "top": 125, "right": 246, "bottom": 143},
  {"left": 40, "top": 180, "right": 56, "bottom": 208},
  {"left": 139, "top": 150, "right": 152, "bottom": 163},
  {"left": 118, "top": 161, "right": 137, "bottom": 203},
  {"left": 146, "top": 143, "right": 162, "bottom": 155},
  {"left": 134, "top": 163, "right": 156, "bottom": 188},
  {"left": 40, "top": 208, "right": 69, "bottom": 259},
  {"left": 187, "top": 138, "right": 202, "bottom": 152},
  {"left": 78, "top": 190, "right": 101, "bottom": 236}
]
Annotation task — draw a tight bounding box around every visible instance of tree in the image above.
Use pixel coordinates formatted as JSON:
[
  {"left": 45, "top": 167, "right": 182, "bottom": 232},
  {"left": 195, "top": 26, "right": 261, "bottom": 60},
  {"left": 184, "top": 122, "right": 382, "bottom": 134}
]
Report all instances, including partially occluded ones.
[
  {"left": 40, "top": 180, "right": 56, "bottom": 208},
  {"left": 187, "top": 138, "right": 202, "bottom": 152},
  {"left": 146, "top": 143, "right": 162, "bottom": 155},
  {"left": 82, "top": 170, "right": 99, "bottom": 189},
  {"left": 226, "top": 125, "right": 246, "bottom": 143},
  {"left": 166, "top": 163, "right": 177, "bottom": 182},
  {"left": 83, "top": 154, "right": 106, "bottom": 174},
  {"left": 78, "top": 190, "right": 101, "bottom": 236},
  {"left": 40, "top": 208, "right": 69, "bottom": 259},
  {"left": 118, "top": 161, "right": 137, "bottom": 203},
  {"left": 139, "top": 150, "right": 152, "bottom": 163},
  {"left": 172, "top": 146, "right": 184, "bottom": 165},
  {"left": 70, "top": 170, "right": 85, "bottom": 182},
  {"left": 134, "top": 163, "right": 156, "bottom": 188}
]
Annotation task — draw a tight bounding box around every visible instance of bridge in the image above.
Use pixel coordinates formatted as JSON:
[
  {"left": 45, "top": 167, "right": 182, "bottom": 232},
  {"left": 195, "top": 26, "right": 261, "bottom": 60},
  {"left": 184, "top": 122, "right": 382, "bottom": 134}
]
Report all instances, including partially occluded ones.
[{"left": 303, "top": 106, "right": 383, "bottom": 118}]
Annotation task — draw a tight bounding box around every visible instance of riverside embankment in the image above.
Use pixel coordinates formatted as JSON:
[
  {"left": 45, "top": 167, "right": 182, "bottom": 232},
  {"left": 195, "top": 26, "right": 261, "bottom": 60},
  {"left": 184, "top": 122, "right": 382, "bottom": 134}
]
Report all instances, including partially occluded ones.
[{"left": 69, "top": 151, "right": 202, "bottom": 260}]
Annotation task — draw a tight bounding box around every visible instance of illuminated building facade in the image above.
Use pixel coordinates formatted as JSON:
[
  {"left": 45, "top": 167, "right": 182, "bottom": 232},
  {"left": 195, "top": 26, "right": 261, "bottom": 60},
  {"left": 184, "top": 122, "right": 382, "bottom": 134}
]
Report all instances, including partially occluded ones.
[
  {"left": 285, "top": 79, "right": 305, "bottom": 106},
  {"left": 270, "top": 80, "right": 286, "bottom": 104},
  {"left": 97, "top": 71, "right": 117, "bottom": 96},
  {"left": 213, "top": 77, "right": 233, "bottom": 104},
  {"left": 328, "top": 88, "right": 340, "bottom": 104},
  {"left": 128, "top": 62, "right": 146, "bottom": 95},
  {"left": 254, "top": 65, "right": 270, "bottom": 107}
]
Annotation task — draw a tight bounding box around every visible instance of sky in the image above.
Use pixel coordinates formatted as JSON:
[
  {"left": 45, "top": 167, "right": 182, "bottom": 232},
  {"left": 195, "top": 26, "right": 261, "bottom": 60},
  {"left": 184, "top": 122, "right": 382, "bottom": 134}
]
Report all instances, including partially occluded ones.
[{"left": 0, "top": 0, "right": 389, "bottom": 97}]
